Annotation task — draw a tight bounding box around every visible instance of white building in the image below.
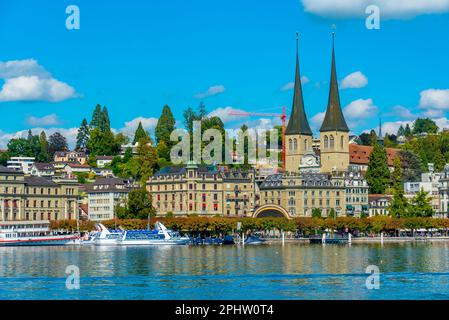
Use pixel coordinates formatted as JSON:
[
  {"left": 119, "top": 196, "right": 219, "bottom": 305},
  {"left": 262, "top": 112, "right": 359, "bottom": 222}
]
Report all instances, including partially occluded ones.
[
  {"left": 404, "top": 163, "right": 441, "bottom": 214},
  {"left": 86, "top": 178, "right": 131, "bottom": 221},
  {"left": 7, "top": 157, "right": 35, "bottom": 174},
  {"left": 368, "top": 194, "right": 392, "bottom": 217},
  {"left": 438, "top": 165, "right": 449, "bottom": 218},
  {"left": 96, "top": 156, "right": 114, "bottom": 168}
]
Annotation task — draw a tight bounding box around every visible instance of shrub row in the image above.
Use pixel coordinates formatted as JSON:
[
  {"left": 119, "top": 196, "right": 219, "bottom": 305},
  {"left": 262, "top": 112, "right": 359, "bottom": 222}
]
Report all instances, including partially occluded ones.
[{"left": 50, "top": 216, "right": 449, "bottom": 235}]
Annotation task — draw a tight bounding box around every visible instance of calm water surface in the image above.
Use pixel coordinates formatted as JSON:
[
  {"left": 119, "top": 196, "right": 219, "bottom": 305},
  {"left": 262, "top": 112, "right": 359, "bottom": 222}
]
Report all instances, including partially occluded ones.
[{"left": 1, "top": 243, "right": 449, "bottom": 300}]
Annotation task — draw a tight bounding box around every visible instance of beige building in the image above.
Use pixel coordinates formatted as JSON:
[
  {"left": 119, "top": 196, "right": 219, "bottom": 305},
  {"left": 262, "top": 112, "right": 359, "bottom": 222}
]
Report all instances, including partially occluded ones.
[
  {"left": 0, "top": 165, "right": 80, "bottom": 221},
  {"left": 54, "top": 151, "right": 87, "bottom": 165},
  {"left": 147, "top": 162, "right": 255, "bottom": 217},
  {"left": 257, "top": 169, "right": 368, "bottom": 218}
]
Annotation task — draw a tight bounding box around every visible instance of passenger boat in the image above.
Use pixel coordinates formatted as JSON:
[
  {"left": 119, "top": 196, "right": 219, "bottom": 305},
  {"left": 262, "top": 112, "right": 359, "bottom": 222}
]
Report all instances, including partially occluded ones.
[
  {"left": 119, "top": 222, "right": 189, "bottom": 245},
  {"left": 93, "top": 223, "right": 123, "bottom": 246},
  {"left": 0, "top": 221, "right": 78, "bottom": 246}
]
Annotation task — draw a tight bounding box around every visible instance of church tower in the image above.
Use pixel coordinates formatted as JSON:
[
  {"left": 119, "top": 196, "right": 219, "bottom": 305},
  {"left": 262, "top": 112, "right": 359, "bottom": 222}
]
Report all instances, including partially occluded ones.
[
  {"left": 319, "top": 33, "right": 350, "bottom": 173},
  {"left": 285, "top": 33, "right": 313, "bottom": 173}
]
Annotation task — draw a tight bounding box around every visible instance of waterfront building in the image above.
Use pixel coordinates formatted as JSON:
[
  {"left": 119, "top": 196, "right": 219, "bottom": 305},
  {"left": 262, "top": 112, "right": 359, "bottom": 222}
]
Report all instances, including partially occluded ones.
[
  {"left": 147, "top": 163, "right": 255, "bottom": 217},
  {"left": 258, "top": 169, "right": 368, "bottom": 218},
  {"left": 0, "top": 165, "right": 80, "bottom": 221},
  {"left": 54, "top": 151, "right": 87, "bottom": 165},
  {"left": 7, "top": 157, "right": 35, "bottom": 174},
  {"left": 86, "top": 177, "right": 132, "bottom": 221},
  {"left": 404, "top": 163, "right": 441, "bottom": 214},
  {"left": 368, "top": 194, "right": 392, "bottom": 216}
]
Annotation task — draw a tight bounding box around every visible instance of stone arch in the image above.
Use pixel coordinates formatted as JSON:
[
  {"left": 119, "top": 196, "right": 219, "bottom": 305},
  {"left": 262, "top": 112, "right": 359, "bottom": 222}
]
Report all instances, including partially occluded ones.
[{"left": 253, "top": 204, "right": 290, "bottom": 219}]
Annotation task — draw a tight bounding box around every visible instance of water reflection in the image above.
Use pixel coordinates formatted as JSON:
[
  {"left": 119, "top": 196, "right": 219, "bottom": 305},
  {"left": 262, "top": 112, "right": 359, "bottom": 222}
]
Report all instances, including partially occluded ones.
[{"left": 1, "top": 243, "right": 449, "bottom": 299}]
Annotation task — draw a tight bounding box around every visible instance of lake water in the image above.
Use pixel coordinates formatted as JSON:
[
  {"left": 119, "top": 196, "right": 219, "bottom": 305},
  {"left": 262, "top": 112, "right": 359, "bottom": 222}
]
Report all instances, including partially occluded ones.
[{"left": 1, "top": 242, "right": 449, "bottom": 300}]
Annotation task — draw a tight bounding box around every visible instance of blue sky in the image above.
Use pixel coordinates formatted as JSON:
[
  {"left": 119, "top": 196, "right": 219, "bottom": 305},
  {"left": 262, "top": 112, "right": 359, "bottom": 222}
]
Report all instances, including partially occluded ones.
[{"left": 1, "top": 0, "right": 449, "bottom": 147}]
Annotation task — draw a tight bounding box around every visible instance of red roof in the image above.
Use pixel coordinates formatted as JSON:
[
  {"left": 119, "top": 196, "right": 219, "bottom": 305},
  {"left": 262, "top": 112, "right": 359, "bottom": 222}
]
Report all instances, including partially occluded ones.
[{"left": 349, "top": 144, "right": 399, "bottom": 167}]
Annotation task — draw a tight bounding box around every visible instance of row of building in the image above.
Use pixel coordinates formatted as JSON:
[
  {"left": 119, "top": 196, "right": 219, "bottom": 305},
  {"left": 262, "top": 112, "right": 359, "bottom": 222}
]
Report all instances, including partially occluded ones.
[{"left": 1, "top": 35, "right": 448, "bottom": 223}]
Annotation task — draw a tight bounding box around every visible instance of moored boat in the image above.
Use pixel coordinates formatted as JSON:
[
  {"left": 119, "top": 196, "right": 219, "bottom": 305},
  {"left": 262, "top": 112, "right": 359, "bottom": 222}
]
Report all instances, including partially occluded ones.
[
  {"left": 244, "top": 235, "right": 266, "bottom": 245},
  {"left": 119, "top": 222, "right": 189, "bottom": 245},
  {"left": 0, "top": 220, "right": 78, "bottom": 246}
]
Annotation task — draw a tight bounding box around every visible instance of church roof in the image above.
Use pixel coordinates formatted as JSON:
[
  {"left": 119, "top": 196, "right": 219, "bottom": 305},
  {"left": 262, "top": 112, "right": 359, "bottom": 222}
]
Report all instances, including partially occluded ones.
[
  {"left": 285, "top": 34, "right": 312, "bottom": 136},
  {"left": 320, "top": 34, "right": 349, "bottom": 133}
]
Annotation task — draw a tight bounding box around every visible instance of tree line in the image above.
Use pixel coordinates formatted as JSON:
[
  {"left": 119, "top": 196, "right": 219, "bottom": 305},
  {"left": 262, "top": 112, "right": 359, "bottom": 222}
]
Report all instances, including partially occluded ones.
[{"left": 50, "top": 216, "right": 449, "bottom": 235}]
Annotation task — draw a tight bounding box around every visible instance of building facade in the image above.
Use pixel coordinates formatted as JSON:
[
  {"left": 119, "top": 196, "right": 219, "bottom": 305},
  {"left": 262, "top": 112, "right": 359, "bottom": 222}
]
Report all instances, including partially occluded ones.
[
  {"left": 54, "top": 151, "right": 87, "bottom": 165},
  {"left": 0, "top": 166, "right": 79, "bottom": 222},
  {"left": 147, "top": 163, "right": 255, "bottom": 217},
  {"left": 86, "top": 178, "right": 131, "bottom": 221},
  {"left": 7, "top": 157, "right": 35, "bottom": 174}
]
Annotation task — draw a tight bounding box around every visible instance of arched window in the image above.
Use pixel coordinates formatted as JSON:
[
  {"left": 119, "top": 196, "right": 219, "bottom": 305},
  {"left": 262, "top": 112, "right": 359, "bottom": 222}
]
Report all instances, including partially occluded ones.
[
  {"left": 288, "top": 139, "right": 292, "bottom": 151},
  {"left": 330, "top": 135, "right": 334, "bottom": 149},
  {"left": 324, "top": 135, "right": 329, "bottom": 149},
  {"left": 304, "top": 139, "right": 308, "bottom": 150},
  {"left": 293, "top": 139, "right": 298, "bottom": 151},
  {"left": 341, "top": 135, "right": 344, "bottom": 149}
]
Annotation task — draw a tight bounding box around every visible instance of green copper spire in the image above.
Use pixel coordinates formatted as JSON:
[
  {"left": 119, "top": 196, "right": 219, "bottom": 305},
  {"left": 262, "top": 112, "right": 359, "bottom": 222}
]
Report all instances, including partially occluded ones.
[
  {"left": 320, "top": 33, "right": 349, "bottom": 133},
  {"left": 285, "top": 32, "right": 312, "bottom": 136}
]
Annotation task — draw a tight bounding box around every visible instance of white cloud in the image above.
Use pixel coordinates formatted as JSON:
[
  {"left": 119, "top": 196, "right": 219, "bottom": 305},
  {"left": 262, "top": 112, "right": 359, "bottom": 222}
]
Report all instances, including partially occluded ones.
[
  {"left": 280, "top": 76, "right": 310, "bottom": 91},
  {"left": 301, "top": 0, "right": 449, "bottom": 19},
  {"left": 0, "top": 59, "right": 77, "bottom": 102},
  {"left": 26, "top": 113, "right": 61, "bottom": 127},
  {"left": 344, "top": 98, "right": 378, "bottom": 119},
  {"left": 340, "top": 71, "right": 368, "bottom": 89},
  {"left": 120, "top": 117, "right": 159, "bottom": 137},
  {"left": 194, "top": 85, "right": 225, "bottom": 99},
  {"left": 208, "top": 106, "right": 248, "bottom": 124},
  {"left": 310, "top": 112, "right": 325, "bottom": 130},
  {"left": 0, "top": 127, "right": 78, "bottom": 149},
  {"left": 388, "top": 105, "right": 416, "bottom": 119},
  {"left": 419, "top": 89, "right": 449, "bottom": 113}
]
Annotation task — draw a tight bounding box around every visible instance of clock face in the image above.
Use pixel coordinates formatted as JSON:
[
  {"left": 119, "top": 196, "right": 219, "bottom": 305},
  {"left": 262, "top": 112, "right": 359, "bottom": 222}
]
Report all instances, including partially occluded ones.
[
  {"left": 306, "top": 157, "right": 314, "bottom": 165},
  {"left": 302, "top": 155, "right": 316, "bottom": 166}
]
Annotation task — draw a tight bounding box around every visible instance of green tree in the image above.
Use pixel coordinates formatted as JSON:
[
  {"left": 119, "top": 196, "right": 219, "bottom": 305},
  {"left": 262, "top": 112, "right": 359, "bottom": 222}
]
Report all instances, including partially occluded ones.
[
  {"left": 404, "top": 124, "right": 412, "bottom": 137},
  {"left": 397, "top": 125, "right": 405, "bottom": 137},
  {"left": 391, "top": 156, "right": 402, "bottom": 187},
  {"left": 76, "top": 118, "right": 90, "bottom": 152},
  {"left": 328, "top": 208, "right": 336, "bottom": 219},
  {"left": 412, "top": 118, "right": 438, "bottom": 135},
  {"left": 7, "top": 138, "right": 33, "bottom": 157},
  {"left": 133, "top": 122, "right": 148, "bottom": 144},
  {"left": 408, "top": 188, "right": 434, "bottom": 217},
  {"left": 312, "top": 208, "right": 322, "bottom": 218},
  {"left": 125, "top": 188, "right": 155, "bottom": 219},
  {"left": 398, "top": 150, "right": 422, "bottom": 183},
  {"left": 155, "top": 105, "right": 176, "bottom": 145},
  {"left": 365, "top": 143, "right": 390, "bottom": 194},
  {"left": 136, "top": 136, "right": 158, "bottom": 185},
  {"left": 48, "top": 132, "right": 68, "bottom": 156},
  {"left": 37, "top": 131, "right": 50, "bottom": 162},
  {"left": 0, "top": 151, "right": 9, "bottom": 166},
  {"left": 90, "top": 104, "right": 103, "bottom": 128}
]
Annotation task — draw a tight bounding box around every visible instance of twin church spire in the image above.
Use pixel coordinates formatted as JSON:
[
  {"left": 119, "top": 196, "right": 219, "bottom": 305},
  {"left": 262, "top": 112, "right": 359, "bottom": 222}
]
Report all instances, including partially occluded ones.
[
  {"left": 285, "top": 33, "right": 313, "bottom": 136},
  {"left": 286, "top": 32, "right": 349, "bottom": 136}
]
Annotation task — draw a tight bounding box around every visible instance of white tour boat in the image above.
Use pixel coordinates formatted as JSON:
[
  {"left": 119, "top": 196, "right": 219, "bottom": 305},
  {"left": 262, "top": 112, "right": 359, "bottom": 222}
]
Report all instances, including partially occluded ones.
[
  {"left": 0, "top": 221, "right": 78, "bottom": 246},
  {"left": 119, "top": 222, "right": 190, "bottom": 245}
]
